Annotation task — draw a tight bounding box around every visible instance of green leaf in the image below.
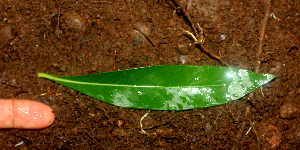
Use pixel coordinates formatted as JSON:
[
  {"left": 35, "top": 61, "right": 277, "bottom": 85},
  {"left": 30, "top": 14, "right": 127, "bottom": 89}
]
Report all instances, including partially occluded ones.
[{"left": 38, "top": 65, "right": 275, "bottom": 110}]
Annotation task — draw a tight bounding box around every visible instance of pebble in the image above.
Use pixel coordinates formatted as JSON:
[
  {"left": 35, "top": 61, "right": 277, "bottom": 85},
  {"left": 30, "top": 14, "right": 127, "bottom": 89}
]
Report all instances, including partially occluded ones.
[
  {"left": 220, "top": 34, "right": 227, "bottom": 41},
  {"left": 132, "top": 22, "right": 150, "bottom": 46},
  {"left": 156, "top": 129, "right": 164, "bottom": 135},
  {"left": 270, "top": 62, "right": 282, "bottom": 74},
  {"left": 204, "top": 123, "right": 212, "bottom": 133},
  {"left": 177, "top": 42, "right": 189, "bottom": 55},
  {"left": 102, "top": 120, "right": 109, "bottom": 126},
  {"left": 116, "top": 119, "right": 124, "bottom": 127},
  {"left": 156, "top": 128, "right": 173, "bottom": 137},
  {"left": 179, "top": 55, "right": 187, "bottom": 64},
  {"left": 134, "top": 22, "right": 150, "bottom": 36},
  {"left": 257, "top": 122, "right": 281, "bottom": 149},
  {"left": 71, "top": 127, "right": 78, "bottom": 135},
  {"left": 112, "top": 128, "right": 125, "bottom": 137},
  {"left": 133, "top": 35, "right": 143, "bottom": 46},
  {"left": 64, "top": 11, "right": 87, "bottom": 32},
  {"left": 0, "top": 26, "right": 14, "bottom": 48},
  {"left": 280, "top": 103, "right": 298, "bottom": 119}
]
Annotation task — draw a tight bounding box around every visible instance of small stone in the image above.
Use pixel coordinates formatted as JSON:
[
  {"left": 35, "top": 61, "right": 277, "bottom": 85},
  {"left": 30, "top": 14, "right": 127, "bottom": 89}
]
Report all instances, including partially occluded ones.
[
  {"left": 0, "top": 26, "right": 14, "bottom": 40},
  {"left": 133, "top": 35, "right": 143, "bottom": 46},
  {"left": 156, "top": 129, "right": 164, "bottom": 135},
  {"left": 64, "top": 11, "right": 87, "bottom": 32},
  {"left": 257, "top": 122, "right": 281, "bottom": 149},
  {"left": 116, "top": 119, "right": 124, "bottom": 127},
  {"left": 179, "top": 55, "right": 187, "bottom": 64},
  {"left": 156, "top": 128, "right": 173, "bottom": 137},
  {"left": 71, "top": 127, "right": 78, "bottom": 135},
  {"left": 0, "top": 26, "right": 14, "bottom": 48},
  {"left": 102, "top": 120, "right": 109, "bottom": 126},
  {"left": 134, "top": 22, "right": 150, "bottom": 35},
  {"left": 204, "top": 123, "right": 212, "bottom": 133},
  {"left": 91, "top": 66, "right": 98, "bottom": 72},
  {"left": 220, "top": 34, "right": 227, "bottom": 41},
  {"left": 280, "top": 103, "right": 298, "bottom": 119},
  {"left": 177, "top": 42, "right": 189, "bottom": 55},
  {"left": 112, "top": 128, "right": 125, "bottom": 137}
]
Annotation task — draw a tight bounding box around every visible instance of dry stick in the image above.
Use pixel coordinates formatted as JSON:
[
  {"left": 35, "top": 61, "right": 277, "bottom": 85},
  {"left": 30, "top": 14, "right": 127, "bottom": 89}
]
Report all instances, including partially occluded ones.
[
  {"left": 57, "top": 2, "right": 63, "bottom": 38},
  {"left": 171, "top": 0, "right": 228, "bottom": 66},
  {"left": 140, "top": 110, "right": 151, "bottom": 134},
  {"left": 248, "top": 0, "right": 272, "bottom": 147},
  {"left": 232, "top": 1, "right": 272, "bottom": 149},
  {"left": 202, "top": 46, "right": 230, "bottom": 67},
  {"left": 113, "top": 50, "right": 117, "bottom": 71},
  {"left": 250, "top": 0, "right": 271, "bottom": 99},
  {"left": 92, "top": 1, "right": 112, "bottom": 3},
  {"left": 133, "top": 26, "right": 156, "bottom": 47},
  {"left": 171, "top": 0, "right": 200, "bottom": 39},
  {"left": 255, "top": 0, "right": 271, "bottom": 73}
]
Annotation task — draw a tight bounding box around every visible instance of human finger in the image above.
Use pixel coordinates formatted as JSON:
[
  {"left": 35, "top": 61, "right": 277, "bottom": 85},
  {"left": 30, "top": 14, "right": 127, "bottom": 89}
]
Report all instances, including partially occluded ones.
[{"left": 0, "top": 99, "right": 55, "bottom": 129}]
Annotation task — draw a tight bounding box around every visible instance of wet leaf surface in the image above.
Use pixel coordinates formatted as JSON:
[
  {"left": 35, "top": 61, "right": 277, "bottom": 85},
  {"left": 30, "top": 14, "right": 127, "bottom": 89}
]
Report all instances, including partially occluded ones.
[{"left": 39, "top": 65, "right": 275, "bottom": 110}]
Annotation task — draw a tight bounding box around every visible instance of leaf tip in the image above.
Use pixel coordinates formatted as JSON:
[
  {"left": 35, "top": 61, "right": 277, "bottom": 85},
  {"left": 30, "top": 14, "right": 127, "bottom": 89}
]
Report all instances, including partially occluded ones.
[{"left": 266, "top": 73, "right": 276, "bottom": 82}]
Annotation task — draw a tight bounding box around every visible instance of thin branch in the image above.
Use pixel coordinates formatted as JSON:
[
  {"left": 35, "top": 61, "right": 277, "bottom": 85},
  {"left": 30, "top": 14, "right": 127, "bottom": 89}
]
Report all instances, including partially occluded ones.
[
  {"left": 133, "top": 26, "right": 156, "bottom": 47},
  {"left": 171, "top": 0, "right": 228, "bottom": 66},
  {"left": 140, "top": 110, "right": 151, "bottom": 134},
  {"left": 171, "top": 0, "right": 200, "bottom": 40},
  {"left": 255, "top": 0, "right": 271, "bottom": 73},
  {"left": 56, "top": 2, "right": 63, "bottom": 38},
  {"left": 201, "top": 46, "right": 230, "bottom": 66}
]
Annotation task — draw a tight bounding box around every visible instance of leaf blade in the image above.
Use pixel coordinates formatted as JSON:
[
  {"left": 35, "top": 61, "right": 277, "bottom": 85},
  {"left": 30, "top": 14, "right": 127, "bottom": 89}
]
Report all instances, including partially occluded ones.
[{"left": 38, "top": 65, "right": 275, "bottom": 110}]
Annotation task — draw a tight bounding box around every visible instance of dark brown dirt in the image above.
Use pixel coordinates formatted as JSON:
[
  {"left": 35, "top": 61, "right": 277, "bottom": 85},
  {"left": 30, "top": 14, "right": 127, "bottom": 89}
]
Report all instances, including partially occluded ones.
[{"left": 1, "top": 0, "right": 299, "bottom": 149}]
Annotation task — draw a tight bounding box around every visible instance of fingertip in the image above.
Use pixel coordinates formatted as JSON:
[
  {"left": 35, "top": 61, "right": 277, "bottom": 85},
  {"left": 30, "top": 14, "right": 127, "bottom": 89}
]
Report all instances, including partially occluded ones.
[
  {"left": 0, "top": 99, "right": 55, "bottom": 129},
  {"left": 13, "top": 100, "right": 55, "bottom": 129}
]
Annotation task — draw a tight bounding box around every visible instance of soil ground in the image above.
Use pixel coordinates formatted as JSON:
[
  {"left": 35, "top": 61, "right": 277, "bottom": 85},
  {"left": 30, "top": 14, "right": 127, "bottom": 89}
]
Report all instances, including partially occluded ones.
[{"left": 1, "top": 0, "right": 300, "bottom": 149}]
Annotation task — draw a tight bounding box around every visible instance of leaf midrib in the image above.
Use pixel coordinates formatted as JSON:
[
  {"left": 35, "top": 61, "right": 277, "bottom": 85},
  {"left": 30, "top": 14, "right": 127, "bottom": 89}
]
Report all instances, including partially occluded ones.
[{"left": 39, "top": 73, "right": 227, "bottom": 88}]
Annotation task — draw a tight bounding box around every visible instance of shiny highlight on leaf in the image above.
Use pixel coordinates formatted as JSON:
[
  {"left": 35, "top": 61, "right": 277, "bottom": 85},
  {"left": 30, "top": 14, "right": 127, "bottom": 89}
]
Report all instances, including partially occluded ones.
[{"left": 38, "top": 65, "right": 275, "bottom": 110}]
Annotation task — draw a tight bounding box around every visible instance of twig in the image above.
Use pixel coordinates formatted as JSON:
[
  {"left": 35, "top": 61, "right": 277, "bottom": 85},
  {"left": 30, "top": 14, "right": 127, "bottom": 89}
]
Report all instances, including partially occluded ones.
[
  {"left": 113, "top": 50, "right": 117, "bottom": 70},
  {"left": 92, "top": 1, "right": 112, "bottom": 3},
  {"left": 250, "top": 0, "right": 272, "bottom": 98},
  {"left": 250, "top": 121, "right": 260, "bottom": 142},
  {"left": 133, "top": 26, "right": 156, "bottom": 47},
  {"left": 213, "top": 109, "right": 220, "bottom": 130},
  {"left": 140, "top": 110, "right": 151, "bottom": 134},
  {"left": 56, "top": 2, "right": 63, "bottom": 38},
  {"left": 245, "top": 126, "right": 252, "bottom": 135},
  {"left": 171, "top": 0, "right": 228, "bottom": 66},
  {"left": 255, "top": 0, "right": 271, "bottom": 73},
  {"left": 202, "top": 46, "right": 229, "bottom": 66},
  {"left": 171, "top": 0, "right": 200, "bottom": 40}
]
